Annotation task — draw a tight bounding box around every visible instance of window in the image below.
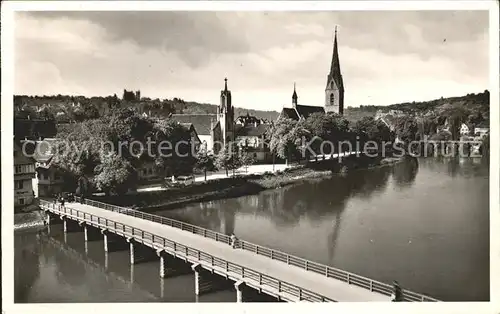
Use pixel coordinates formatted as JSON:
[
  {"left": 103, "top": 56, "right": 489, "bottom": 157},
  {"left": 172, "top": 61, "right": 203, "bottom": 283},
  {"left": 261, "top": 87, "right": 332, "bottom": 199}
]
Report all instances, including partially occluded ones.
[
  {"left": 15, "top": 165, "right": 22, "bottom": 174},
  {"left": 15, "top": 181, "right": 24, "bottom": 190},
  {"left": 330, "top": 93, "right": 334, "bottom": 106},
  {"left": 19, "top": 198, "right": 25, "bottom": 205}
]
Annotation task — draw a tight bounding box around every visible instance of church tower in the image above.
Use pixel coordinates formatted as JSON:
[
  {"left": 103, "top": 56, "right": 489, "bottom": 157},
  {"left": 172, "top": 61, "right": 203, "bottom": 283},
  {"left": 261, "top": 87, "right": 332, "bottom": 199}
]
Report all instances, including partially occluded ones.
[
  {"left": 218, "top": 78, "right": 234, "bottom": 146},
  {"left": 292, "top": 82, "right": 298, "bottom": 108},
  {"left": 325, "top": 27, "right": 344, "bottom": 115}
]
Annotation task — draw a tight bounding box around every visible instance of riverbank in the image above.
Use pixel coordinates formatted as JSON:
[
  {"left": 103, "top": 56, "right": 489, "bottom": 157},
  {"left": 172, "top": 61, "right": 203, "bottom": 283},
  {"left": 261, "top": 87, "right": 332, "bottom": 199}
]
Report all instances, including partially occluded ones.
[
  {"left": 91, "top": 155, "right": 403, "bottom": 212},
  {"left": 14, "top": 210, "right": 46, "bottom": 231}
]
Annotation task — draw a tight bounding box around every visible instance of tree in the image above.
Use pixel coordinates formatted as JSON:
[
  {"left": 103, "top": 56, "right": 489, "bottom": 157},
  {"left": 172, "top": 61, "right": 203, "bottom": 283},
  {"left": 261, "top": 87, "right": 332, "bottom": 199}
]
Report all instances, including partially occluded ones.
[
  {"left": 153, "top": 119, "right": 197, "bottom": 177},
  {"left": 393, "top": 116, "right": 419, "bottom": 150},
  {"left": 215, "top": 143, "right": 242, "bottom": 177},
  {"left": 53, "top": 110, "right": 195, "bottom": 195},
  {"left": 303, "top": 112, "right": 350, "bottom": 156},
  {"left": 269, "top": 118, "right": 308, "bottom": 164},
  {"left": 93, "top": 153, "right": 137, "bottom": 195},
  {"left": 351, "top": 116, "right": 392, "bottom": 145},
  {"left": 240, "top": 151, "right": 255, "bottom": 173},
  {"left": 195, "top": 149, "right": 215, "bottom": 181}
]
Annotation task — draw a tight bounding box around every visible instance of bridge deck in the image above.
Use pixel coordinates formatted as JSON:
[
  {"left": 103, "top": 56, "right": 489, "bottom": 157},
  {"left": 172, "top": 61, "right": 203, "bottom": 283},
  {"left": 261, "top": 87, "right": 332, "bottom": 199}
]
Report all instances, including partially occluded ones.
[{"left": 62, "top": 202, "right": 390, "bottom": 302}]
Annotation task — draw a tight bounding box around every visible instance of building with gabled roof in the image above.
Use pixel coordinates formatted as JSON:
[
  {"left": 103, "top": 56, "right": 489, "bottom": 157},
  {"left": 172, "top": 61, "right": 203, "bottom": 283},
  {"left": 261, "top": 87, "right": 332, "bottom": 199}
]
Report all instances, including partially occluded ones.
[
  {"left": 14, "top": 140, "right": 36, "bottom": 207},
  {"left": 170, "top": 78, "right": 232, "bottom": 154},
  {"left": 277, "top": 83, "right": 326, "bottom": 121},
  {"left": 277, "top": 28, "right": 345, "bottom": 121}
]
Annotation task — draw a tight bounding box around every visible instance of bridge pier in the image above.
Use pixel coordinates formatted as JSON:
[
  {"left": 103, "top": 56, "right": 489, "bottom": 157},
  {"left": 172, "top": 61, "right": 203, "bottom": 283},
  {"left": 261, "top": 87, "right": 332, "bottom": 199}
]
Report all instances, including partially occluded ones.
[
  {"left": 191, "top": 263, "right": 233, "bottom": 296},
  {"left": 234, "top": 280, "right": 280, "bottom": 302},
  {"left": 101, "top": 229, "right": 128, "bottom": 252},
  {"left": 127, "top": 238, "right": 157, "bottom": 265},
  {"left": 157, "top": 250, "right": 192, "bottom": 278},
  {"left": 82, "top": 223, "right": 101, "bottom": 242},
  {"left": 46, "top": 211, "right": 63, "bottom": 225},
  {"left": 63, "top": 218, "right": 81, "bottom": 233}
]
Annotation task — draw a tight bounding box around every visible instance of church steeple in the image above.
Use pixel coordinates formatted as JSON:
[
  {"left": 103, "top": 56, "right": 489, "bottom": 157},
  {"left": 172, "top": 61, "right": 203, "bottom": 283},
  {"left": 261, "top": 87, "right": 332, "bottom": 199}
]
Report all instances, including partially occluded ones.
[
  {"left": 325, "top": 26, "right": 344, "bottom": 115},
  {"left": 219, "top": 77, "right": 233, "bottom": 146},
  {"left": 328, "top": 26, "right": 343, "bottom": 90},
  {"left": 292, "top": 82, "right": 298, "bottom": 107}
]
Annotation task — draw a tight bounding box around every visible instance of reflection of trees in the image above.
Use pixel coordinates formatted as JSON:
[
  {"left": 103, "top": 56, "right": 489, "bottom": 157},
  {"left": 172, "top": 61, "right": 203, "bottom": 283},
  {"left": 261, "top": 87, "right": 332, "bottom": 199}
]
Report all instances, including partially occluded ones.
[
  {"left": 233, "top": 165, "right": 392, "bottom": 228},
  {"left": 392, "top": 157, "right": 419, "bottom": 187},
  {"left": 420, "top": 156, "right": 488, "bottom": 178},
  {"left": 15, "top": 232, "right": 41, "bottom": 302},
  {"left": 164, "top": 200, "right": 239, "bottom": 235},
  {"left": 446, "top": 157, "right": 459, "bottom": 177},
  {"left": 165, "top": 166, "right": 392, "bottom": 239}
]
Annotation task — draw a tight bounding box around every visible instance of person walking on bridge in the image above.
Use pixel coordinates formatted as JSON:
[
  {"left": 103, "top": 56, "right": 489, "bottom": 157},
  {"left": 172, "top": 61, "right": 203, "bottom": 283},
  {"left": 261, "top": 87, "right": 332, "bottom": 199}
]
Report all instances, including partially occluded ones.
[
  {"left": 230, "top": 233, "right": 239, "bottom": 249},
  {"left": 60, "top": 195, "right": 65, "bottom": 209},
  {"left": 391, "top": 280, "right": 403, "bottom": 302}
]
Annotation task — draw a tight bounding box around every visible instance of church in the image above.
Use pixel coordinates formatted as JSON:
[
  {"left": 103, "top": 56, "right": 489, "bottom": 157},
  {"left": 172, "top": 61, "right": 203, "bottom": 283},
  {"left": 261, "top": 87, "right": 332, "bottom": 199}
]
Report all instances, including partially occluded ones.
[
  {"left": 278, "top": 27, "right": 344, "bottom": 120},
  {"left": 170, "top": 78, "right": 234, "bottom": 154}
]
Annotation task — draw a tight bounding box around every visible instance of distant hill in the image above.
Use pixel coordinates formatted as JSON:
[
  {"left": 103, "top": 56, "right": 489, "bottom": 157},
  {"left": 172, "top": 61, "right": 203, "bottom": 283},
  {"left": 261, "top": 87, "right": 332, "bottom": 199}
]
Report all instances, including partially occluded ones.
[
  {"left": 345, "top": 90, "right": 490, "bottom": 124},
  {"left": 13, "top": 94, "right": 280, "bottom": 123}
]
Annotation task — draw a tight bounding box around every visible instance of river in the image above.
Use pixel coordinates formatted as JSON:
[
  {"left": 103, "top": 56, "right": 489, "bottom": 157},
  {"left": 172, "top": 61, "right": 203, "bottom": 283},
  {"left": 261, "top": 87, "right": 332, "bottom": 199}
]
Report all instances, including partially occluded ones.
[{"left": 14, "top": 157, "right": 490, "bottom": 302}]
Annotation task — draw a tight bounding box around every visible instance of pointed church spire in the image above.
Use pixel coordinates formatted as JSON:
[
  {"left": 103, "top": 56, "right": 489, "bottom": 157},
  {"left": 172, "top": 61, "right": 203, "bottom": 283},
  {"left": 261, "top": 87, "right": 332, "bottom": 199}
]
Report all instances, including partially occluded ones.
[
  {"left": 224, "top": 77, "right": 228, "bottom": 92},
  {"left": 327, "top": 26, "right": 343, "bottom": 91},
  {"left": 292, "top": 82, "right": 298, "bottom": 107}
]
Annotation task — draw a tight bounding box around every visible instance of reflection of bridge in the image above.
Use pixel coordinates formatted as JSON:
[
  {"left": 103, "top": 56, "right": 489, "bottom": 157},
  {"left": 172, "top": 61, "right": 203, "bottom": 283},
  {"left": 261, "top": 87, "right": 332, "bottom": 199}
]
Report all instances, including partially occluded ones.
[
  {"left": 40, "top": 233, "right": 159, "bottom": 300},
  {"left": 40, "top": 198, "right": 438, "bottom": 302}
]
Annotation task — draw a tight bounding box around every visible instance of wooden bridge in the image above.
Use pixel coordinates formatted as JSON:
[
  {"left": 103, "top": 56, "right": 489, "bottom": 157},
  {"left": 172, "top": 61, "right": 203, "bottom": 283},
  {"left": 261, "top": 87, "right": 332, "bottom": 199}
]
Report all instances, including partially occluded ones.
[{"left": 39, "top": 198, "right": 439, "bottom": 303}]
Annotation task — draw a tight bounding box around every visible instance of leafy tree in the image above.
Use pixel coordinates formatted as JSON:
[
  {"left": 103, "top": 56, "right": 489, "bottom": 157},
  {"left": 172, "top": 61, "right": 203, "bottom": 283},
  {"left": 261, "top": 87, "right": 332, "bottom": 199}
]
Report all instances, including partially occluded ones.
[
  {"left": 393, "top": 116, "right": 419, "bottom": 152},
  {"left": 215, "top": 143, "right": 242, "bottom": 176},
  {"left": 93, "top": 153, "right": 137, "bottom": 195},
  {"left": 302, "top": 112, "right": 350, "bottom": 156},
  {"left": 195, "top": 150, "right": 215, "bottom": 181},
  {"left": 269, "top": 118, "right": 308, "bottom": 164},
  {"left": 351, "top": 116, "right": 392, "bottom": 144},
  {"left": 153, "top": 119, "right": 196, "bottom": 177},
  {"left": 239, "top": 151, "right": 255, "bottom": 173}
]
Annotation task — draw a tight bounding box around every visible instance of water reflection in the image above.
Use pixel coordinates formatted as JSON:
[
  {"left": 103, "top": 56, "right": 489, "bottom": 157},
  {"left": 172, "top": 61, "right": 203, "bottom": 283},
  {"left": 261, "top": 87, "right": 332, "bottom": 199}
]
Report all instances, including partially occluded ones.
[
  {"left": 15, "top": 158, "right": 489, "bottom": 302},
  {"left": 164, "top": 157, "right": 489, "bottom": 301},
  {"left": 392, "top": 157, "right": 419, "bottom": 188},
  {"left": 15, "top": 231, "right": 41, "bottom": 302}
]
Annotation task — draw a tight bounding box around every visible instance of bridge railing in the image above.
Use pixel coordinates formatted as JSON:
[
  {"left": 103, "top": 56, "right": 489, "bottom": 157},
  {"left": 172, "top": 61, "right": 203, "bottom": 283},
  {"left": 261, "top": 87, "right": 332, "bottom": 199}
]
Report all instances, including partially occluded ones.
[
  {"left": 69, "top": 197, "right": 439, "bottom": 302},
  {"left": 40, "top": 200, "right": 333, "bottom": 302}
]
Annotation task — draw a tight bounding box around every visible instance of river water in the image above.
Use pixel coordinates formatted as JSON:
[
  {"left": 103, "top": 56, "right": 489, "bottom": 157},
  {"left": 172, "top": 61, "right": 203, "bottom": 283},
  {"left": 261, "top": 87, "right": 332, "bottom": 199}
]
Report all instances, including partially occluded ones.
[{"left": 15, "top": 157, "right": 490, "bottom": 302}]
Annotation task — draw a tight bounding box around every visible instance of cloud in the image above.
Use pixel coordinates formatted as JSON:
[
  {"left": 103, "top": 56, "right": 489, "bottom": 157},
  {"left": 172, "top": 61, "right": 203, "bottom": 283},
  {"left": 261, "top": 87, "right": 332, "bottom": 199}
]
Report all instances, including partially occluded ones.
[{"left": 14, "top": 11, "right": 489, "bottom": 110}]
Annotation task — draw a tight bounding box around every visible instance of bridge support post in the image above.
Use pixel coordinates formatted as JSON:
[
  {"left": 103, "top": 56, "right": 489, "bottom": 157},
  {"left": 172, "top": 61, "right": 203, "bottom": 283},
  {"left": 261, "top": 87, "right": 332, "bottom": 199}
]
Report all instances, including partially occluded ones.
[
  {"left": 82, "top": 223, "right": 101, "bottom": 242},
  {"left": 191, "top": 263, "right": 233, "bottom": 296},
  {"left": 127, "top": 238, "right": 156, "bottom": 265},
  {"left": 234, "top": 280, "right": 280, "bottom": 303},
  {"left": 63, "top": 218, "right": 81, "bottom": 233},
  {"left": 46, "top": 212, "right": 63, "bottom": 225},
  {"left": 157, "top": 250, "right": 192, "bottom": 278},
  {"left": 101, "top": 229, "right": 128, "bottom": 253}
]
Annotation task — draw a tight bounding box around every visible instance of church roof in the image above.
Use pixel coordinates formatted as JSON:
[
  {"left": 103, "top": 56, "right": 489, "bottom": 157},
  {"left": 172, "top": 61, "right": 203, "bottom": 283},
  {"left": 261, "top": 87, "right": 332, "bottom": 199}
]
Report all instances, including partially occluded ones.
[
  {"left": 236, "top": 124, "right": 270, "bottom": 137},
  {"left": 280, "top": 108, "right": 300, "bottom": 120},
  {"left": 295, "top": 104, "right": 325, "bottom": 119},
  {"left": 170, "top": 114, "right": 217, "bottom": 136}
]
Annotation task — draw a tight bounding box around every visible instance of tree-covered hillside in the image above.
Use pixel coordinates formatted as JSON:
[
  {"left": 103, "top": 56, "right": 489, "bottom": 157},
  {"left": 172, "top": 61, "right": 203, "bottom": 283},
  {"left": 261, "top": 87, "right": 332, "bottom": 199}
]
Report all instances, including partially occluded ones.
[
  {"left": 345, "top": 90, "right": 490, "bottom": 124},
  {"left": 13, "top": 92, "right": 279, "bottom": 123}
]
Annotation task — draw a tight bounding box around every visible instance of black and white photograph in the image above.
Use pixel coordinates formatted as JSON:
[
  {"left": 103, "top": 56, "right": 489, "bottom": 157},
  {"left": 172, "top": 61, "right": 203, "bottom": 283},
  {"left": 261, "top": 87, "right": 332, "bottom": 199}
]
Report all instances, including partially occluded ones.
[{"left": 2, "top": 1, "right": 499, "bottom": 312}]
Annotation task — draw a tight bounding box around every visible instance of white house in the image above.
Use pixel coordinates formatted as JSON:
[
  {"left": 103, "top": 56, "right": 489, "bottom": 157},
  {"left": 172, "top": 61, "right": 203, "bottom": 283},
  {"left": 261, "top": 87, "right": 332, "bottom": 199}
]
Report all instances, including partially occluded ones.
[
  {"left": 474, "top": 124, "right": 489, "bottom": 138},
  {"left": 460, "top": 123, "right": 470, "bottom": 135}
]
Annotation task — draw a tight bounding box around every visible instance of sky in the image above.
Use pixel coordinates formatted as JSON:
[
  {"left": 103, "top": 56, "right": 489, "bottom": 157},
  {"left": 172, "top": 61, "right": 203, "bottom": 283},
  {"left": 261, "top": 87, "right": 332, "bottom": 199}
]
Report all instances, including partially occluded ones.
[{"left": 14, "top": 10, "right": 489, "bottom": 111}]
